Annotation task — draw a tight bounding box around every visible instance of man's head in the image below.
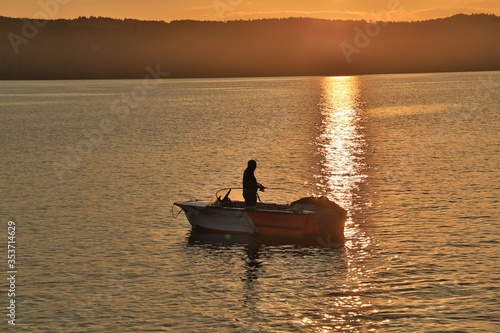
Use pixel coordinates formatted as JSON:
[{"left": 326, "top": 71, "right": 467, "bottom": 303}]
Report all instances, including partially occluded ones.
[{"left": 247, "top": 159, "right": 257, "bottom": 170}]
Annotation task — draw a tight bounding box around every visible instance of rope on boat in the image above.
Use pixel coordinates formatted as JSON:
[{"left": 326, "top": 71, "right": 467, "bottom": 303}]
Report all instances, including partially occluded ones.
[{"left": 171, "top": 204, "right": 183, "bottom": 218}]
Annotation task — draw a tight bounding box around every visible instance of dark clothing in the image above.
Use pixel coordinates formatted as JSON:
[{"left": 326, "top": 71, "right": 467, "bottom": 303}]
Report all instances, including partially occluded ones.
[
  {"left": 243, "top": 167, "right": 258, "bottom": 207},
  {"left": 243, "top": 167, "right": 258, "bottom": 192},
  {"left": 243, "top": 190, "right": 258, "bottom": 207}
]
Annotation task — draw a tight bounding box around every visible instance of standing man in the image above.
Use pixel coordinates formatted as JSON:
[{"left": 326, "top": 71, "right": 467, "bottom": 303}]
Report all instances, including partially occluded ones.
[{"left": 242, "top": 160, "right": 265, "bottom": 207}]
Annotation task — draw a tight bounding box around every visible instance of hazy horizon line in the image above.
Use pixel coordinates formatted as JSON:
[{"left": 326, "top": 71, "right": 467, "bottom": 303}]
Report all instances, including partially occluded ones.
[{"left": 1, "top": 12, "right": 498, "bottom": 24}]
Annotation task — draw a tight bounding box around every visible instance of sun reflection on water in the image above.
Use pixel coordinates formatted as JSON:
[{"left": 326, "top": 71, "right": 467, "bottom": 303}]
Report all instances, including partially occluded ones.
[
  {"left": 307, "top": 77, "right": 378, "bottom": 331},
  {"left": 315, "top": 76, "right": 367, "bottom": 213}
]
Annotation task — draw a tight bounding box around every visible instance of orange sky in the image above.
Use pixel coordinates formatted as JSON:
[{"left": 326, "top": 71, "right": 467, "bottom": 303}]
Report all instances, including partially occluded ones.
[{"left": 2, "top": 0, "right": 500, "bottom": 22}]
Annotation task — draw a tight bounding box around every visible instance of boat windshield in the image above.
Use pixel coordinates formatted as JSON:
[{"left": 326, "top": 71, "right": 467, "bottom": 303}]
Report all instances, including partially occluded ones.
[{"left": 209, "top": 188, "right": 245, "bottom": 206}]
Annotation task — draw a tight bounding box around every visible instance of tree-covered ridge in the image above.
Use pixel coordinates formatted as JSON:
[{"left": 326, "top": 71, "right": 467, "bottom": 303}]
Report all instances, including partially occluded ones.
[{"left": 1, "top": 14, "right": 499, "bottom": 79}]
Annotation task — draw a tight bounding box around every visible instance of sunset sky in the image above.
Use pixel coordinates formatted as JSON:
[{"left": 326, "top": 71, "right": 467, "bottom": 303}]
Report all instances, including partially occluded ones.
[{"left": 2, "top": 0, "right": 500, "bottom": 22}]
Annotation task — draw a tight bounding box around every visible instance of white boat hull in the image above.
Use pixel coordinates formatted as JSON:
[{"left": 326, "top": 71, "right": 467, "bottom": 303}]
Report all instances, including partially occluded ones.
[{"left": 175, "top": 202, "right": 257, "bottom": 234}]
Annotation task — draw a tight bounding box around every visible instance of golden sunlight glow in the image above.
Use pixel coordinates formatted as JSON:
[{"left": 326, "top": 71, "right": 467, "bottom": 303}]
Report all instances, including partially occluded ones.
[
  {"left": 312, "top": 76, "right": 378, "bottom": 331},
  {"left": 3, "top": 0, "right": 499, "bottom": 21},
  {"left": 316, "top": 76, "right": 366, "bottom": 212}
]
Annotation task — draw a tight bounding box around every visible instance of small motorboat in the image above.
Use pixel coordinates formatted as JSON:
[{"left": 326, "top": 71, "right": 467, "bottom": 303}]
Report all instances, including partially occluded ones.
[{"left": 174, "top": 188, "right": 347, "bottom": 243}]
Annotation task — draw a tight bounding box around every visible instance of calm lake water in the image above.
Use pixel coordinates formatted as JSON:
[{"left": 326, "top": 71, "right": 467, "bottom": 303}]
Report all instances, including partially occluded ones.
[{"left": 0, "top": 72, "right": 499, "bottom": 332}]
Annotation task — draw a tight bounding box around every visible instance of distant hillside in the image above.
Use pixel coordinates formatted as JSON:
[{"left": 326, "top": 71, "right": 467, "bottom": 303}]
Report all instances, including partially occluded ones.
[{"left": 0, "top": 14, "right": 499, "bottom": 79}]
